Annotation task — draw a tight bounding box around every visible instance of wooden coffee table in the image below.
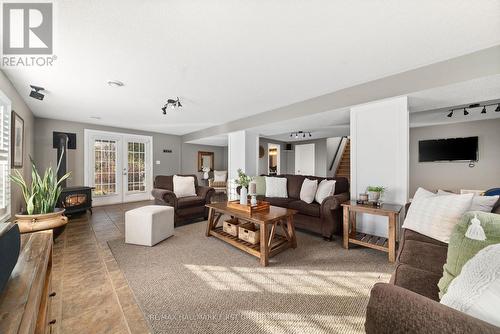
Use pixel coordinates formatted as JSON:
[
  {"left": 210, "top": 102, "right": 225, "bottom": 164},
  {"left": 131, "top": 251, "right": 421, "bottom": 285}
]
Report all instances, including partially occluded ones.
[{"left": 205, "top": 202, "right": 298, "bottom": 266}]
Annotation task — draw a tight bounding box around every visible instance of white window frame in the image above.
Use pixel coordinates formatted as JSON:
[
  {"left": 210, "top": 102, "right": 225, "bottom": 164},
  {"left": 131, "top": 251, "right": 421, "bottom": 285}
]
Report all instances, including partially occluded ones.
[{"left": 0, "top": 90, "right": 12, "bottom": 223}]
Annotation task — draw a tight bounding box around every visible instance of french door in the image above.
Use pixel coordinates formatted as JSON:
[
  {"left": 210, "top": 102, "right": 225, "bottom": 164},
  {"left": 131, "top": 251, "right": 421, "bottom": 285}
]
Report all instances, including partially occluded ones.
[{"left": 84, "top": 130, "right": 153, "bottom": 206}]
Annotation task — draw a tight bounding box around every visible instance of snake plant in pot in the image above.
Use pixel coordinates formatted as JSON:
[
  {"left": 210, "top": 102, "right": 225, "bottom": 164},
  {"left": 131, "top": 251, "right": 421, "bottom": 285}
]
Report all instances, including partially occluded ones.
[{"left": 10, "top": 156, "right": 71, "bottom": 238}]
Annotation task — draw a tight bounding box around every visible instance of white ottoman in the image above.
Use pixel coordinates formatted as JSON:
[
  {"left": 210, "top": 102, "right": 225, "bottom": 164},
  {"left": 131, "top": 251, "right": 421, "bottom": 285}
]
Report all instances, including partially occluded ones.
[{"left": 125, "top": 205, "right": 174, "bottom": 246}]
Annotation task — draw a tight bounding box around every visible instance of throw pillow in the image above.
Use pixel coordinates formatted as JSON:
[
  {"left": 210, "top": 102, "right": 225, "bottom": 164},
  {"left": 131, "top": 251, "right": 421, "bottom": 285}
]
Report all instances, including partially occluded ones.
[
  {"left": 173, "top": 175, "right": 196, "bottom": 198},
  {"left": 300, "top": 179, "right": 318, "bottom": 204},
  {"left": 315, "top": 179, "right": 336, "bottom": 204},
  {"left": 402, "top": 187, "right": 474, "bottom": 243},
  {"left": 213, "top": 170, "right": 227, "bottom": 183},
  {"left": 438, "top": 211, "right": 500, "bottom": 298},
  {"left": 265, "top": 177, "right": 287, "bottom": 198},
  {"left": 253, "top": 176, "right": 266, "bottom": 196},
  {"left": 438, "top": 189, "right": 499, "bottom": 212},
  {"left": 441, "top": 243, "right": 500, "bottom": 327}
]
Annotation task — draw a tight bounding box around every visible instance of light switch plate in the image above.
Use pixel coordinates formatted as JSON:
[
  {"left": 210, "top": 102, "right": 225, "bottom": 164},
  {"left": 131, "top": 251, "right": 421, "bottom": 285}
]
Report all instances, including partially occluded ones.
[{"left": 156, "top": 160, "right": 161, "bottom": 165}]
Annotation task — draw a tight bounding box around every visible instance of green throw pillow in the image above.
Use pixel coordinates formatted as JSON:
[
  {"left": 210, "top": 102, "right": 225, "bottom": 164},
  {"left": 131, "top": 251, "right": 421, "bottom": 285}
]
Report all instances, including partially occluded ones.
[
  {"left": 438, "top": 211, "right": 500, "bottom": 299},
  {"left": 254, "top": 176, "right": 266, "bottom": 196}
]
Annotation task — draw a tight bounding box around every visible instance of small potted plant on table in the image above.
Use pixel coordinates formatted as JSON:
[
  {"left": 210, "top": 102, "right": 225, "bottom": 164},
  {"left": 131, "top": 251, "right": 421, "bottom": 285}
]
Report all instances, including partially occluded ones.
[
  {"left": 10, "top": 157, "right": 71, "bottom": 239},
  {"left": 235, "top": 169, "right": 252, "bottom": 205},
  {"left": 367, "top": 186, "right": 386, "bottom": 202}
]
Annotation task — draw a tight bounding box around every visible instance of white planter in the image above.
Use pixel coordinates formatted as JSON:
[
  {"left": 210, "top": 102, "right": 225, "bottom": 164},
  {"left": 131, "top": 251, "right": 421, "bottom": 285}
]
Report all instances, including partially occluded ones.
[
  {"left": 240, "top": 187, "right": 248, "bottom": 205},
  {"left": 368, "top": 191, "right": 381, "bottom": 202}
]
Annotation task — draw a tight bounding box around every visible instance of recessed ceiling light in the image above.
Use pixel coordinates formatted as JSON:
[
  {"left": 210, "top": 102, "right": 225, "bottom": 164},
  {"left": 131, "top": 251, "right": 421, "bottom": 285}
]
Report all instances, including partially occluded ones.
[
  {"left": 90, "top": 116, "right": 101, "bottom": 120},
  {"left": 107, "top": 80, "right": 124, "bottom": 87}
]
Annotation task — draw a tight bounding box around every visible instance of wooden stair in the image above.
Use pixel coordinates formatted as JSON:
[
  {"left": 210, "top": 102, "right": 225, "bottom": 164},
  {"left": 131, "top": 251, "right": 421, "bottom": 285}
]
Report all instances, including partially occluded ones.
[{"left": 335, "top": 139, "right": 350, "bottom": 180}]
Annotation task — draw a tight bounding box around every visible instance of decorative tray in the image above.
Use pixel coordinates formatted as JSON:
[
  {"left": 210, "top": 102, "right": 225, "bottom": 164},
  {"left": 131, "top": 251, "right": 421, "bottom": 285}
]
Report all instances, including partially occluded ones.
[{"left": 227, "top": 200, "right": 270, "bottom": 214}]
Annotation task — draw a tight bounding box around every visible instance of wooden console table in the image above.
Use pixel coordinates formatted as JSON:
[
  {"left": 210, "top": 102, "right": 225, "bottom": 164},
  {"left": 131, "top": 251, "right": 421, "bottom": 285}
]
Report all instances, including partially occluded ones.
[
  {"left": 341, "top": 201, "right": 402, "bottom": 262},
  {"left": 0, "top": 230, "right": 55, "bottom": 334},
  {"left": 206, "top": 202, "right": 297, "bottom": 266}
]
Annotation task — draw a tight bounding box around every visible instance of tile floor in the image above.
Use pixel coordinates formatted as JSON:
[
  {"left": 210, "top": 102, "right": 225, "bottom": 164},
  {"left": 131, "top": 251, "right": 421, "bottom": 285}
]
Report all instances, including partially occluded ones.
[{"left": 50, "top": 201, "right": 153, "bottom": 334}]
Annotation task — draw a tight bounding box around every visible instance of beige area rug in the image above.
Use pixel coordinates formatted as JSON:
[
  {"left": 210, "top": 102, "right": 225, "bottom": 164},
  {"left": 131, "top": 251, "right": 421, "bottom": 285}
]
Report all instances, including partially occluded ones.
[{"left": 108, "top": 221, "right": 394, "bottom": 334}]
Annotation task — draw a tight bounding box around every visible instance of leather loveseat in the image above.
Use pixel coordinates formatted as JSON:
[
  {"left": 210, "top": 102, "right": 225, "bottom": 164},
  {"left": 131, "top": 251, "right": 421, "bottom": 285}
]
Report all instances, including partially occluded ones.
[
  {"left": 247, "top": 175, "right": 350, "bottom": 240},
  {"left": 151, "top": 175, "right": 215, "bottom": 224}
]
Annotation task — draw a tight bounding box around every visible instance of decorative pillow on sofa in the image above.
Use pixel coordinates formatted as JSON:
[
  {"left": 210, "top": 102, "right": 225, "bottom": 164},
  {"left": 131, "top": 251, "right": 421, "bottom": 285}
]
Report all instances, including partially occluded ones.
[
  {"left": 213, "top": 170, "right": 227, "bottom": 183},
  {"left": 441, "top": 243, "right": 500, "bottom": 327},
  {"left": 315, "top": 179, "right": 336, "bottom": 204},
  {"left": 265, "top": 177, "right": 287, "bottom": 198},
  {"left": 402, "top": 187, "right": 474, "bottom": 243},
  {"left": 437, "top": 189, "right": 499, "bottom": 212},
  {"left": 173, "top": 175, "right": 196, "bottom": 198},
  {"left": 438, "top": 211, "right": 500, "bottom": 298},
  {"left": 300, "top": 179, "right": 318, "bottom": 204},
  {"left": 254, "top": 176, "right": 266, "bottom": 196}
]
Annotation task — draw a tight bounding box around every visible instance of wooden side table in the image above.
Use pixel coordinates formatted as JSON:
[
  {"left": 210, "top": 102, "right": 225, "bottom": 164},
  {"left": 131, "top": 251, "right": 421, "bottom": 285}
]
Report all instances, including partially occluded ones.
[{"left": 341, "top": 201, "right": 402, "bottom": 262}]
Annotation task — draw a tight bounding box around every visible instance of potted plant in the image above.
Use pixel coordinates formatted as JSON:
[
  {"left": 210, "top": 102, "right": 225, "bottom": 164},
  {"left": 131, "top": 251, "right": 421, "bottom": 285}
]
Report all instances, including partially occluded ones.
[
  {"left": 235, "top": 169, "right": 252, "bottom": 205},
  {"left": 10, "top": 157, "right": 71, "bottom": 238},
  {"left": 367, "top": 186, "right": 386, "bottom": 202}
]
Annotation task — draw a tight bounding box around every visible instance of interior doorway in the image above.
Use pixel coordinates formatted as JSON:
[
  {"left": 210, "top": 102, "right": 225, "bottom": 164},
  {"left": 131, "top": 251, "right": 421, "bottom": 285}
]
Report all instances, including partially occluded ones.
[
  {"left": 268, "top": 143, "right": 280, "bottom": 175},
  {"left": 84, "top": 129, "right": 153, "bottom": 206}
]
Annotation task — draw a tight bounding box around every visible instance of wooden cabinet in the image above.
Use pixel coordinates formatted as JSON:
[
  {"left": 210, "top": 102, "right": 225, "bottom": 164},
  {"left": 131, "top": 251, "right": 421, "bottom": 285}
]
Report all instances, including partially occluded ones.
[{"left": 0, "top": 231, "right": 54, "bottom": 334}]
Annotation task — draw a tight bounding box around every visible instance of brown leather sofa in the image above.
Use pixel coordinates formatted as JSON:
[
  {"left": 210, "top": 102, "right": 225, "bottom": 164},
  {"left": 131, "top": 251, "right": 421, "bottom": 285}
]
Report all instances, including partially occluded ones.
[
  {"left": 151, "top": 175, "right": 215, "bottom": 224},
  {"left": 243, "top": 175, "right": 349, "bottom": 240},
  {"left": 365, "top": 201, "right": 500, "bottom": 334}
]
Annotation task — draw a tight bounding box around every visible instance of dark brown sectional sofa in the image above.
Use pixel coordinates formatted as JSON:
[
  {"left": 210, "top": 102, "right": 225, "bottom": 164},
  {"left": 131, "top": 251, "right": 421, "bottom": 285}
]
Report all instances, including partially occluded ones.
[
  {"left": 250, "top": 174, "right": 350, "bottom": 240},
  {"left": 152, "top": 175, "right": 215, "bottom": 224},
  {"left": 365, "top": 202, "right": 500, "bottom": 334}
]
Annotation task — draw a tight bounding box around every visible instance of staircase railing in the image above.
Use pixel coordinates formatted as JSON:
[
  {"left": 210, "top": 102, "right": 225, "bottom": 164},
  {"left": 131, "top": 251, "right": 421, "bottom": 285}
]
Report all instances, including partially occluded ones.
[{"left": 329, "top": 136, "right": 347, "bottom": 172}]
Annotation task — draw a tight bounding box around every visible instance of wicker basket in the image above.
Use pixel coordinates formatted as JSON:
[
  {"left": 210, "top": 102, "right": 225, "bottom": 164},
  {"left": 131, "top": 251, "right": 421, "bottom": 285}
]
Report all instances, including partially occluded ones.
[
  {"left": 238, "top": 222, "right": 260, "bottom": 244},
  {"left": 223, "top": 218, "right": 240, "bottom": 237}
]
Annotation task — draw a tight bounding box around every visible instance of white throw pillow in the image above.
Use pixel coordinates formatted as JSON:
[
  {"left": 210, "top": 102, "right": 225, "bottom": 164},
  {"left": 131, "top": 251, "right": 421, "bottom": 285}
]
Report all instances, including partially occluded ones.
[
  {"left": 438, "top": 189, "right": 499, "bottom": 212},
  {"left": 402, "top": 187, "right": 474, "bottom": 243},
  {"left": 441, "top": 244, "right": 500, "bottom": 327},
  {"left": 300, "top": 179, "right": 318, "bottom": 204},
  {"left": 213, "top": 170, "right": 227, "bottom": 182},
  {"left": 173, "top": 175, "right": 197, "bottom": 198},
  {"left": 265, "top": 177, "right": 288, "bottom": 198},
  {"left": 315, "top": 179, "right": 336, "bottom": 204}
]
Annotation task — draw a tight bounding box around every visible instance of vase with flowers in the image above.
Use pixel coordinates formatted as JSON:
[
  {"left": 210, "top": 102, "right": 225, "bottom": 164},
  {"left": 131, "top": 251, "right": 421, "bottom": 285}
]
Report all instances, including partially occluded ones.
[{"left": 235, "top": 169, "right": 252, "bottom": 205}]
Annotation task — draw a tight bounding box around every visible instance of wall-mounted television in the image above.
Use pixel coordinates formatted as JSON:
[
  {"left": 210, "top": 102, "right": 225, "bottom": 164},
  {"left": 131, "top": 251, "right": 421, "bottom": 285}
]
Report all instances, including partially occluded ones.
[{"left": 418, "top": 136, "right": 478, "bottom": 162}]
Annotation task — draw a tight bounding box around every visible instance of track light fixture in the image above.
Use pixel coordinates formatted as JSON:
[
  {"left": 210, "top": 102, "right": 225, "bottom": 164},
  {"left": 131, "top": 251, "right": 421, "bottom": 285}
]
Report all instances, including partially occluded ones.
[
  {"left": 161, "top": 97, "right": 182, "bottom": 114},
  {"left": 29, "top": 85, "right": 45, "bottom": 100},
  {"left": 446, "top": 102, "right": 500, "bottom": 118},
  {"left": 290, "top": 131, "right": 312, "bottom": 139}
]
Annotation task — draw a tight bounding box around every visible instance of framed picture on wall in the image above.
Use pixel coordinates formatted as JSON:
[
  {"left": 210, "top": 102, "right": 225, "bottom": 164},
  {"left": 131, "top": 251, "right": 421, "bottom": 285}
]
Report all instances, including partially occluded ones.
[{"left": 11, "top": 110, "right": 24, "bottom": 168}]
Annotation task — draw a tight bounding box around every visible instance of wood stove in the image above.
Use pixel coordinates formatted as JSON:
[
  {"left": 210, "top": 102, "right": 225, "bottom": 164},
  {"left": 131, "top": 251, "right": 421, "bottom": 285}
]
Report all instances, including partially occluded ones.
[
  {"left": 54, "top": 132, "right": 93, "bottom": 215},
  {"left": 58, "top": 186, "right": 93, "bottom": 215}
]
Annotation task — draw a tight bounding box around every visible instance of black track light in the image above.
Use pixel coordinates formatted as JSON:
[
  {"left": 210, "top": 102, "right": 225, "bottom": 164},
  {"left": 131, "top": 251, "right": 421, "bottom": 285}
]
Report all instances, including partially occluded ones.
[
  {"left": 447, "top": 111, "right": 453, "bottom": 118},
  {"left": 481, "top": 106, "right": 487, "bottom": 114},
  {"left": 161, "top": 106, "right": 167, "bottom": 114},
  {"left": 496, "top": 104, "right": 500, "bottom": 112},
  {"left": 463, "top": 108, "right": 469, "bottom": 116}
]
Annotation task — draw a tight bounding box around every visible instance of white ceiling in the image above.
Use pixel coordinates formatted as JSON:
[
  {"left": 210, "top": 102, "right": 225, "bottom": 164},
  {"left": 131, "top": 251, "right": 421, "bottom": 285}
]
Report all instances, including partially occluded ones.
[{"left": 3, "top": 0, "right": 500, "bottom": 135}]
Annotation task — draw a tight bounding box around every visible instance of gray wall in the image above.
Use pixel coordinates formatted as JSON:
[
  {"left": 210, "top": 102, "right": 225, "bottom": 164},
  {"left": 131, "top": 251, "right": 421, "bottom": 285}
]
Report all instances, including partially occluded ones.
[
  {"left": 181, "top": 143, "right": 228, "bottom": 181},
  {"left": 259, "top": 137, "right": 342, "bottom": 177},
  {"left": 34, "top": 117, "right": 227, "bottom": 188},
  {"left": 410, "top": 118, "right": 500, "bottom": 196},
  {"left": 0, "top": 70, "right": 35, "bottom": 216}
]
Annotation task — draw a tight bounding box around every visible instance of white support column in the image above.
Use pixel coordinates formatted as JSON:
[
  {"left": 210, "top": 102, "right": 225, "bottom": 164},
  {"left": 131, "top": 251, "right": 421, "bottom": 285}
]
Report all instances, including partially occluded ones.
[
  {"left": 350, "top": 96, "right": 409, "bottom": 237},
  {"left": 227, "top": 130, "right": 259, "bottom": 200}
]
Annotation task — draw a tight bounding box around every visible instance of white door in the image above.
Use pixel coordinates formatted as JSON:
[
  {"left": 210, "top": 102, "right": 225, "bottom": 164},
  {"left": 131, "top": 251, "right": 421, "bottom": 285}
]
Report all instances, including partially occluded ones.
[
  {"left": 85, "top": 130, "right": 152, "bottom": 206},
  {"left": 122, "top": 137, "right": 152, "bottom": 203},
  {"left": 295, "top": 143, "right": 315, "bottom": 175}
]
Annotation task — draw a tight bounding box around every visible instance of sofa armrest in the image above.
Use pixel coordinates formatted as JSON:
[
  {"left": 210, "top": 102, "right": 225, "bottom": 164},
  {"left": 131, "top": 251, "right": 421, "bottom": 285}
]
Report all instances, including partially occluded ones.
[
  {"left": 196, "top": 186, "right": 215, "bottom": 203},
  {"left": 151, "top": 188, "right": 178, "bottom": 207},
  {"left": 320, "top": 192, "right": 349, "bottom": 212},
  {"left": 366, "top": 283, "right": 500, "bottom": 334}
]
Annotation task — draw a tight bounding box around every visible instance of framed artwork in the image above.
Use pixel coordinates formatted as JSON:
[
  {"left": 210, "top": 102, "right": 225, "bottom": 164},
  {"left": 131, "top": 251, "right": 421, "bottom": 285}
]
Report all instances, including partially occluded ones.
[{"left": 11, "top": 110, "right": 24, "bottom": 168}]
